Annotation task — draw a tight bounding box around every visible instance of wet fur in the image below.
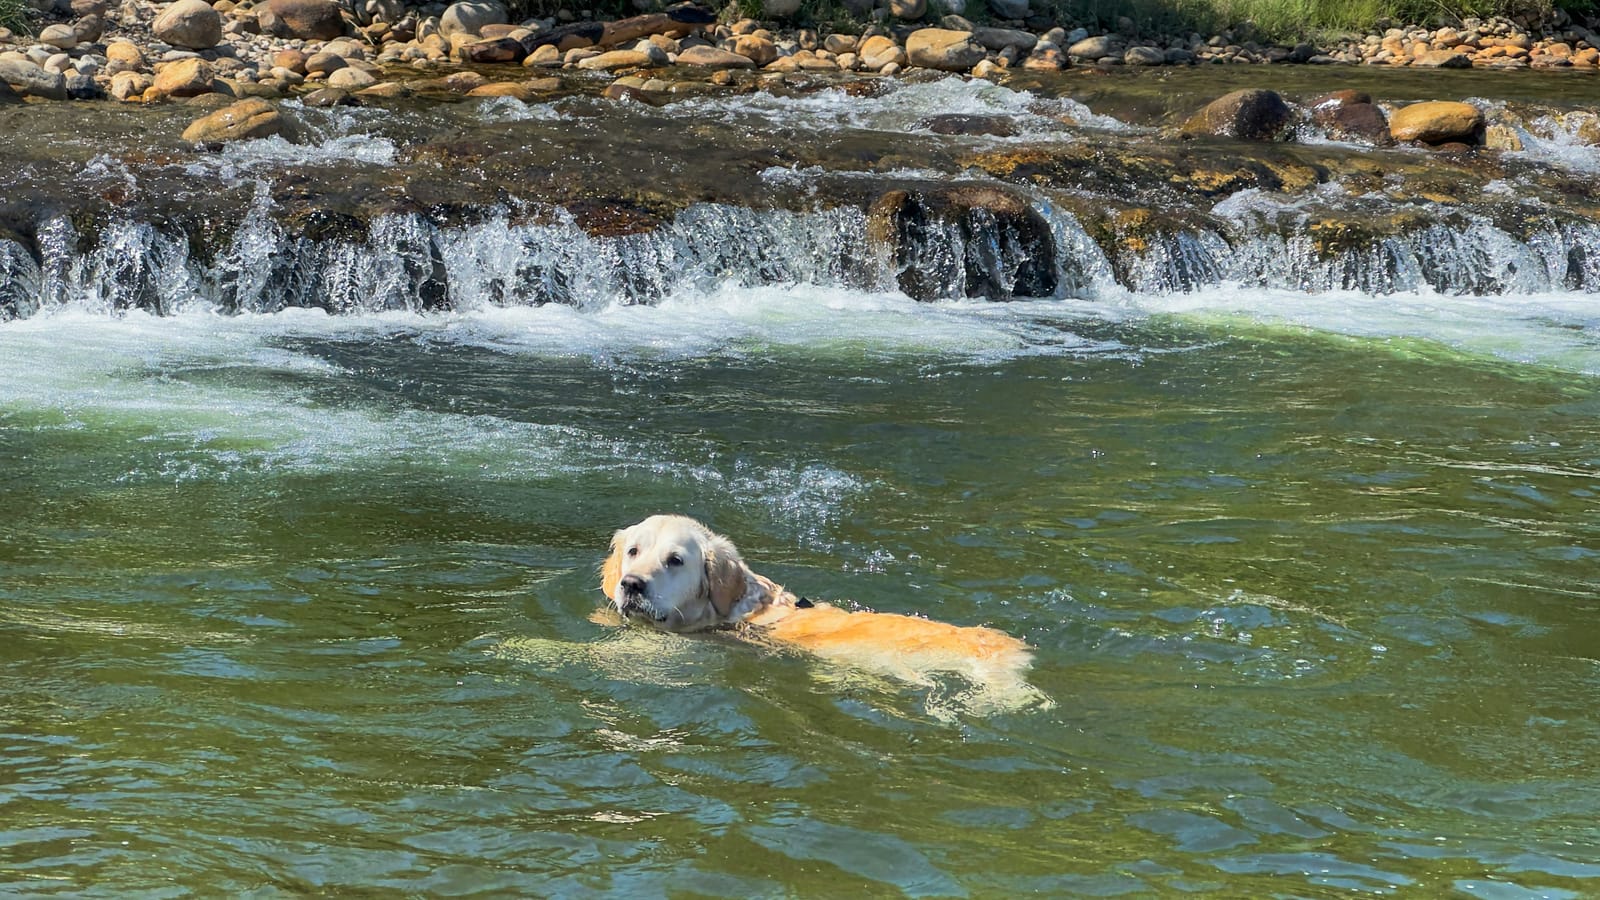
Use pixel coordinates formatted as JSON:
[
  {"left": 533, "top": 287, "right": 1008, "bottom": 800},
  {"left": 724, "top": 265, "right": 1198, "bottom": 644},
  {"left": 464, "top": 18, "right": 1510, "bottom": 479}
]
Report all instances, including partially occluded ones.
[{"left": 599, "top": 514, "right": 1051, "bottom": 717}]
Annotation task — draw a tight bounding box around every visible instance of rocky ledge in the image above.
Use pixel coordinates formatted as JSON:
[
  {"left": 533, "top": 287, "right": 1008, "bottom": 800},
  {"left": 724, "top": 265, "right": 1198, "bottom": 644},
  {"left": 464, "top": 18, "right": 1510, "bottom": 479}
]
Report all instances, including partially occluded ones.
[{"left": 4, "top": 0, "right": 1600, "bottom": 107}]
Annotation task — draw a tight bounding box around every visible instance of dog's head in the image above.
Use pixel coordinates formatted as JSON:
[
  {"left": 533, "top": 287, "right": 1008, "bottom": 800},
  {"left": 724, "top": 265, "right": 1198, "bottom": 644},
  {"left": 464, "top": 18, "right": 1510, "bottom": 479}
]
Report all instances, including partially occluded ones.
[{"left": 600, "top": 515, "right": 750, "bottom": 632}]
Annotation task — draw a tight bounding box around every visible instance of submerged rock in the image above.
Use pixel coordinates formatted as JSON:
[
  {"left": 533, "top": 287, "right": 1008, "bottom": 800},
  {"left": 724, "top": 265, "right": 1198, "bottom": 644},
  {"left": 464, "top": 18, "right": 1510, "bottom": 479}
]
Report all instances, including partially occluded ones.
[
  {"left": 1181, "top": 89, "right": 1294, "bottom": 141},
  {"left": 917, "top": 113, "right": 1017, "bottom": 136},
  {"left": 867, "top": 185, "right": 1056, "bottom": 301}
]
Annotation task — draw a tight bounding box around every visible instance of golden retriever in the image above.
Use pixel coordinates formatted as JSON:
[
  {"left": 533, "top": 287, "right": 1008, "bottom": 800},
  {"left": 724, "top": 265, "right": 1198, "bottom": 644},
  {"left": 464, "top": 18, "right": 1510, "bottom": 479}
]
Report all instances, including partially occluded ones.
[{"left": 597, "top": 514, "right": 1051, "bottom": 717}]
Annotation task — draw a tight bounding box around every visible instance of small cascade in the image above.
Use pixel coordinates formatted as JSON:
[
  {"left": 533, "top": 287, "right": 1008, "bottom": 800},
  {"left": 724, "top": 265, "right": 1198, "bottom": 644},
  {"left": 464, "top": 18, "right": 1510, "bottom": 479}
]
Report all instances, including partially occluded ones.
[
  {"left": 6, "top": 184, "right": 1600, "bottom": 320},
  {"left": 1116, "top": 208, "right": 1600, "bottom": 297}
]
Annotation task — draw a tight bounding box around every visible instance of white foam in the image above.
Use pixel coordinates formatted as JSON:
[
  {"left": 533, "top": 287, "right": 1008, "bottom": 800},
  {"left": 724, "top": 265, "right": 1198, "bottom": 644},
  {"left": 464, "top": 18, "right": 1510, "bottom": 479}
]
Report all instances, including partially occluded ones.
[
  {"left": 1124, "top": 285, "right": 1600, "bottom": 374},
  {"left": 668, "top": 77, "right": 1130, "bottom": 139}
]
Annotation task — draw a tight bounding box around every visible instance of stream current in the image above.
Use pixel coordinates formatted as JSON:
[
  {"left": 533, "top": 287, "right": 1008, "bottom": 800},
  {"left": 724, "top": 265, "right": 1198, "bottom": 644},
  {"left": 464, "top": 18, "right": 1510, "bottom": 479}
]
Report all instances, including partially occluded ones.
[{"left": 2, "top": 69, "right": 1599, "bottom": 896}]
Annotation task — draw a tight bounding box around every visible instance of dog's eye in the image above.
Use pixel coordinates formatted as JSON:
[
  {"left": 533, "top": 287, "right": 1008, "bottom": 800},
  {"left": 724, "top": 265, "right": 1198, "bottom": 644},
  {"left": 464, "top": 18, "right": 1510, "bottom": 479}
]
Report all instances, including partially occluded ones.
[
  {"left": 666, "top": 553, "right": 683, "bottom": 567},
  {"left": 626, "top": 547, "right": 638, "bottom": 558}
]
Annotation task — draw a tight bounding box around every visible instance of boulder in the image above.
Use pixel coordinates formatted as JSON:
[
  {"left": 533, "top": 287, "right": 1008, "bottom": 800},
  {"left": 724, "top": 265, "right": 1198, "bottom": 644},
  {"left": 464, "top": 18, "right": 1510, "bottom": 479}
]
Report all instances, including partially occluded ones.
[
  {"left": 181, "top": 97, "right": 290, "bottom": 142},
  {"left": 732, "top": 34, "right": 777, "bottom": 65},
  {"left": 38, "top": 23, "right": 78, "bottom": 49},
  {"left": 1309, "top": 90, "right": 1392, "bottom": 145},
  {"left": 0, "top": 80, "right": 21, "bottom": 104},
  {"left": 868, "top": 186, "right": 1056, "bottom": 301},
  {"left": 1124, "top": 45, "right": 1163, "bottom": 65},
  {"left": 971, "top": 26, "right": 1034, "bottom": 51},
  {"left": 675, "top": 45, "right": 755, "bottom": 68},
  {"left": 325, "top": 66, "right": 375, "bottom": 89},
  {"left": 905, "top": 28, "right": 986, "bottom": 71},
  {"left": 460, "top": 36, "right": 525, "bottom": 63},
  {"left": 150, "top": 57, "right": 216, "bottom": 97},
  {"left": 1413, "top": 49, "right": 1471, "bottom": 68},
  {"left": 1389, "top": 100, "right": 1483, "bottom": 144},
  {"left": 72, "top": 14, "right": 105, "bottom": 42},
  {"left": 0, "top": 56, "right": 69, "bottom": 100},
  {"left": 575, "top": 49, "right": 655, "bottom": 70},
  {"left": 440, "top": 0, "right": 506, "bottom": 38},
  {"left": 153, "top": 0, "right": 222, "bottom": 50},
  {"left": 1180, "top": 88, "right": 1294, "bottom": 141},
  {"left": 1066, "top": 34, "right": 1112, "bottom": 58},
  {"left": 261, "top": 0, "right": 344, "bottom": 41}
]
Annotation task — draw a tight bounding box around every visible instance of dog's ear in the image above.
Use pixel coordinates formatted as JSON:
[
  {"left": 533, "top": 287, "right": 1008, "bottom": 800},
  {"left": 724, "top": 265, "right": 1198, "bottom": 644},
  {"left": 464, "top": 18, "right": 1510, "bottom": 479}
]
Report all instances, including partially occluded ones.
[
  {"left": 701, "top": 533, "right": 748, "bottom": 620},
  {"left": 599, "top": 529, "right": 625, "bottom": 600}
]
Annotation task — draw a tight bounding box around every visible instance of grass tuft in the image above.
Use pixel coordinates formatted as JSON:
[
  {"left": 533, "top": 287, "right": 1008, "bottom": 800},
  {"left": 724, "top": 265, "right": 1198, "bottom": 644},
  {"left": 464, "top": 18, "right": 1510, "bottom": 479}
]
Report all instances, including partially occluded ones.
[{"left": 0, "top": 0, "right": 33, "bottom": 36}]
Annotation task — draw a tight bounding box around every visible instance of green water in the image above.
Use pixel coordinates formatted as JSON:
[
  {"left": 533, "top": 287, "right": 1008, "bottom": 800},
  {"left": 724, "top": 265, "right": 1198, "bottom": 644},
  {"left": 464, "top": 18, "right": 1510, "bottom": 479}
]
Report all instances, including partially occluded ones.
[{"left": 2, "top": 302, "right": 1597, "bottom": 897}]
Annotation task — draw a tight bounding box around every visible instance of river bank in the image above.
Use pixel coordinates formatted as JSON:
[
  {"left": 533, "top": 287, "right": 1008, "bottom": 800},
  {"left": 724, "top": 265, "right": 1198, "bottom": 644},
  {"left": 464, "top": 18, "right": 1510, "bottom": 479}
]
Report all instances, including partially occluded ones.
[{"left": 3, "top": 0, "right": 1600, "bottom": 109}]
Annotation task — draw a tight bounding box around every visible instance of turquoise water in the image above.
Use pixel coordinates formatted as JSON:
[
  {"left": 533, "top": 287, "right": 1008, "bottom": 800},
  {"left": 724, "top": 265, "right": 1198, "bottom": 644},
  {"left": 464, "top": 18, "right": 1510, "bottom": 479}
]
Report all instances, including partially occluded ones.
[{"left": 2, "top": 291, "right": 1598, "bottom": 895}]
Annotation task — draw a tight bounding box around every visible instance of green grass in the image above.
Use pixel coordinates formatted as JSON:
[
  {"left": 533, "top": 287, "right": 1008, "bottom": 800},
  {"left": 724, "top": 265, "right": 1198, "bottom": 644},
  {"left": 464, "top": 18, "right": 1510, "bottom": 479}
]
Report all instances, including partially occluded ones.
[
  {"left": 1043, "top": 0, "right": 1594, "bottom": 40},
  {"left": 0, "top": 0, "right": 32, "bottom": 36}
]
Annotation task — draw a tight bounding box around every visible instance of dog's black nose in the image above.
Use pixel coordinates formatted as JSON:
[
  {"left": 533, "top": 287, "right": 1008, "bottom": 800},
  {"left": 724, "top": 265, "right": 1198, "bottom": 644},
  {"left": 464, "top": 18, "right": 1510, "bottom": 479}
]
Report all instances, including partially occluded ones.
[{"left": 620, "top": 574, "right": 647, "bottom": 597}]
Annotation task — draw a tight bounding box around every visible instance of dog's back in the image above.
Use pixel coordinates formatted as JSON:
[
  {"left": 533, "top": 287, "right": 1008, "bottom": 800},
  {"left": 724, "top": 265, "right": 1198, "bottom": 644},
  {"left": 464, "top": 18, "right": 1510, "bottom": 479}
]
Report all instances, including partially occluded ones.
[{"left": 749, "top": 604, "right": 1051, "bottom": 717}]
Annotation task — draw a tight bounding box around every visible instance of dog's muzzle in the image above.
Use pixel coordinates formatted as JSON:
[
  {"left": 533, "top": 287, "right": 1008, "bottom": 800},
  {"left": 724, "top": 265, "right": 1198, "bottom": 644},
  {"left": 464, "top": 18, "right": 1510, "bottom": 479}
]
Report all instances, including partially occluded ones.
[{"left": 618, "top": 575, "right": 653, "bottom": 619}]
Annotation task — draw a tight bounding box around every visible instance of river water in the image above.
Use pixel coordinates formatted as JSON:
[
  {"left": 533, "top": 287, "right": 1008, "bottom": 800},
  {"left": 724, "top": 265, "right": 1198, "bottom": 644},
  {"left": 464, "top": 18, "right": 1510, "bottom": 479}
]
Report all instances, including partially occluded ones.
[{"left": 3, "top": 70, "right": 1600, "bottom": 896}]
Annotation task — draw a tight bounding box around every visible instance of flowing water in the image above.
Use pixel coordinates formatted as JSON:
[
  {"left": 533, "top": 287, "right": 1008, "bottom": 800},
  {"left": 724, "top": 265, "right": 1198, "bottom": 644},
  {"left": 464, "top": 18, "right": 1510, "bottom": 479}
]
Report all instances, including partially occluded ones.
[{"left": 3, "top": 71, "right": 1600, "bottom": 897}]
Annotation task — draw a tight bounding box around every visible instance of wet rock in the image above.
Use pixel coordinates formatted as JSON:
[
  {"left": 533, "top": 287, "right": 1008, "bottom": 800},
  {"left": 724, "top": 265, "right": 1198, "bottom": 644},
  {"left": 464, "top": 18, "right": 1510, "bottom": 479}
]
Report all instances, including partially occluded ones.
[
  {"left": 466, "top": 80, "right": 533, "bottom": 100},
  {"left": 576, "top": 49, "right": 656, "bottom": 70},
  {"left": 1066, "top": 34, "right": 1112, "bottom": 59},
  {"left": 302, "top": 86, "right": 357, "bottom": 106},
  {"left": 181, "top": 97, "right": 291, "bottom": 143},
  {"left": 460, "top": 36, "right": 525, "bottom": 63},
  {"left": 1309, "top": 90, "right": 1392, "bottom": 145},
  {"left": 326, "top": 66, "right": 375, "bottom": 90},
  {"left": 1484, "top": 123, "right": 1523, "bottom": 151},
  {"left": 1389, "top": 100, "right": 1484, "bottom": 145},
  {"left": 440, "top": 0, "right": 506, "bottom": 38},
  {"left": 0, "top": 80, "right": 20, "bottom": 104},
  {"left": 601, "top": 81, "right": 666, "bottom": 104},
  {"left": 521, "top": 21, "right": 602, "bottom": 53},
  {"left": 1124, "top": 45, "right": 1163, "bottom": 65},
  {"left": 905, "top": 28, "right": 986, "bottom": 71},
  {"left": 867, "top": 185, "right": 1056, "bottom": 301},
  {"left": 1180, "top": 88, "right": 1294, "bottom": 141},
  {"left": 1414, "top": 49, "right": 1470, "bottom": 68},
  {"left": 0, "top": 56, "right": 69, "bottom": 100},
  {"left": 303, "top": 50, "right": 344, "bottom": 74},
  {"left": 918, "top": 113, "right": 1017, "bottom": 136},
  {"left": 261, "top": 0, "right": 345, "bottom": 41},
  {"left": 676, "top": 45, "right": 755, "bottom": 68},
  {"left": 971, "top": 26, "right": 1034, "bottom": 51},
  {"left": 151, "top": 57, "right": 216, "bottom": 97},
  {"left": 154, "top": 0, "right": 223, "bottom": 49}
]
